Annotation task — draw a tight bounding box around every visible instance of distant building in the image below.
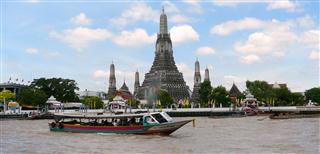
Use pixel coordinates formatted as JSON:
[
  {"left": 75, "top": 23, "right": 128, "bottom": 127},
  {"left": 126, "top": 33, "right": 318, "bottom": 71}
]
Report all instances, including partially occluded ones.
[
  {"left": 229, "top": 83, "right": 242, "bottom": 107},
  {"left": 117, "top": 81, "right": 133, "bottom": 100},
  {"left": 77, "top": 89, "right": 107, "bottom": 100},
  {"left": 269, "top": 82, "right": 287, "bottom": 89},
  {"left": 0, "top": 82, "right": 26, "bottom": 95}
]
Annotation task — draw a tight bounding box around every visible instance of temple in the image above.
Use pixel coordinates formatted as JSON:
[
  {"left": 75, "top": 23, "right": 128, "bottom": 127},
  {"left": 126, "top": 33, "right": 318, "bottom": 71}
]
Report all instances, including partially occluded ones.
[
  {"left": 107, "top": 63, "right": 116, "bottom": 98},
  {"left": 137, "top": 8, "right": 190, "bottom": 102},
  {"left": 190, "top": 59, "right": 201, "bottom": 105}
]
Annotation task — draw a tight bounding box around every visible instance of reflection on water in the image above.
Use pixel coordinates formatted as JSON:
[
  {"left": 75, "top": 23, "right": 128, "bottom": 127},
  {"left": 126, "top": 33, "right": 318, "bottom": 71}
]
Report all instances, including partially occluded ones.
[{"left": 1, "top": 117, "right": 319, "bottom": 154}]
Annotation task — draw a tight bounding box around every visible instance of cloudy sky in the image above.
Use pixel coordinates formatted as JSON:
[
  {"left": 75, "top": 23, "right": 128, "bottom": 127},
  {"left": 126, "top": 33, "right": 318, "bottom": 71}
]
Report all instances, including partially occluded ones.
[{"left": 2, "top": 0, "right": 319, "bottom": 93}]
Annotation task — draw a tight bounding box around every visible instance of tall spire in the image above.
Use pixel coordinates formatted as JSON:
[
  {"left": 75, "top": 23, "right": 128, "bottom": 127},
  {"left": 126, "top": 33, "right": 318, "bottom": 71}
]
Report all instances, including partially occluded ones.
[
  {"left": 191, "top": 59, "right": 201, "bottom": 105},
  {"left": 194, "top": 59, "right": 201, "bottom": 85},
  {"left": 204, "top": 67, "right": 210, "bottom": 82},
  {"left": 107, "top": 63, "right": 117, "bottom": 98},
  {"left": 160, "top": 6, "right": 168, "bottom": 34},
  {"left": 134, "top": 70, "right": 140, "bottom": 97}
]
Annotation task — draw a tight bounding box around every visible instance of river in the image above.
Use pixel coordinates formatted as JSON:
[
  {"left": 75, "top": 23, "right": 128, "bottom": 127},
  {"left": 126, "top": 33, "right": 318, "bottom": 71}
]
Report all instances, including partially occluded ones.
[{"left": 1, "top": 116, "right": 319, "bottom": 154}]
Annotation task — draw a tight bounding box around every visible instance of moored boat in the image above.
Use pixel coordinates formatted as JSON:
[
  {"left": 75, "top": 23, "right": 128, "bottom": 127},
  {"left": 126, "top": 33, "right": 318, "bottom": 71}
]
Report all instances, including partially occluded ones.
[{"left": 49, "top": 112, "right": 193, "bottom": 135}]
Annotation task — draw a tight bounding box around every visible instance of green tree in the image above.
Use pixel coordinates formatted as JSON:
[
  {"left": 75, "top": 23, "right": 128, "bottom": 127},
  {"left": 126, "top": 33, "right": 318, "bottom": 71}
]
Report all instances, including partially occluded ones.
[
  {"left": 81, "top": 96, "right": 103, "bottom": 109},
  {"left": 127, "top": 99, "right": 140, "bottom": 109},
  {"left": 31, "top": 78, "right": 79, "bottom": 102},
  {"left": 305, "top": 87, "right": 320, "bottom": 103},
  {"left": 17, "top": 87, "right": 48, "bottom": 107},
  {"left": 210, "top": 85, "right": 231, "bottom": 107},
  {"left": 156, "top": 90, "right": 174, "bottom": 108},
  {"left": 273, "top": 87, "right": 292, "bottom": 106},
  {"left": 290, "top": 92, "right": 305, "bottom": 106},
  {"left": 246, "top": 80, "right": 274, "bottom": 104},
  {"left": 199, "top": 81, "right": 212, "bottom": 107},
  {"left": 0, "top": 90, "right": 15, "bottom": 102}
]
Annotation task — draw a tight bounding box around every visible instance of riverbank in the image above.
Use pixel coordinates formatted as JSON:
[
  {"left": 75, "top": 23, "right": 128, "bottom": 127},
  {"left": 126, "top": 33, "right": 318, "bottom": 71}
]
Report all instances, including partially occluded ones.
[{"left": 1, "top": 106, "right": 319, "bottom": 120}]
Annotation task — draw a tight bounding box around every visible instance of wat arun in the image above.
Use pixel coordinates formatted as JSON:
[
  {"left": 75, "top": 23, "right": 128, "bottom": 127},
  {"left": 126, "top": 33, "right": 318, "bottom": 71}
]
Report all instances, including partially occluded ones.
[{"left": 136, "top": 8, "right": 190, "bottom": 101}]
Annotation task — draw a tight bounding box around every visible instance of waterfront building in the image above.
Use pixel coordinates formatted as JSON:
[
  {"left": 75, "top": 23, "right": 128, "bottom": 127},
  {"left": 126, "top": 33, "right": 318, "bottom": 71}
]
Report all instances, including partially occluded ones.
[
  {"left": 107, "top": 63, "right": 117, "bottom": 98},
  {"left": 229, "top": 83, "right": 242, "bottom": 107},
  {"left": 190, "top": 59, "right": 201, "bottom": 106},
  {"left": 117, "top": 81, "right": 133, "bottom": 100},
  {"left": 137, "top": 8, "right": 189, "bottom": 102},
  {"left": 0, "top": 82, "right": 26, "bottom": 95},
  {"left": 77, "top": 89, "right": 107, "bottom": 100}
]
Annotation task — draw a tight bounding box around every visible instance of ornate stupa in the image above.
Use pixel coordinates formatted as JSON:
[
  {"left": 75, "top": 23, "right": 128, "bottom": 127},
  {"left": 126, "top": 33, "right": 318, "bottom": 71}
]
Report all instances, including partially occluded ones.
[
  {"left": 107, "top": 62, "right": 116, "bottom": 98},
  {"left": 138, "top": 8, "right": 189, "bottom": 102},
  {"left": 190, "top": 59, "right": 201, "bottom": 105}
]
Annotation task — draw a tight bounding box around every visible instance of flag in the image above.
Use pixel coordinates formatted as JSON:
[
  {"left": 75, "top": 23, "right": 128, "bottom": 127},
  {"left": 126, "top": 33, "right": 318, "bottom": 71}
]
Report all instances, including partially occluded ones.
[
  {"left": 15, "top": 78, "right": 18, "bottom": 81},
  {"left": 9, "top": 77, "right": 11, "bottom": 81}
]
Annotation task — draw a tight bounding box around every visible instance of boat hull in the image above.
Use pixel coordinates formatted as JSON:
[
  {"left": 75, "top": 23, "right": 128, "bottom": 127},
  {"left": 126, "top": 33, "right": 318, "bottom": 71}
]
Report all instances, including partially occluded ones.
[
  {"left": 139, "top": 120, "right": 193, "bottom": 135},
  {"left": 50, "top": 124, "right": 150, "bottom": 134},
  {"left": 49, "top": 120, "right": 192, "bottom": 135}
]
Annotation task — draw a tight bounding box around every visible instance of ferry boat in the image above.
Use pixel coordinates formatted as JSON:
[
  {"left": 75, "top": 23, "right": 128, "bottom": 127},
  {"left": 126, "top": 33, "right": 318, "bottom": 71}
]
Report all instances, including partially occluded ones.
[{"left": 49, "top": 112, "right": 194, "bottom": 135}]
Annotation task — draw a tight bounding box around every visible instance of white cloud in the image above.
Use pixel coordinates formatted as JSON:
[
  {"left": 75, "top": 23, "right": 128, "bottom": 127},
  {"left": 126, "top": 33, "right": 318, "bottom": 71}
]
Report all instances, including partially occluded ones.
[
  {"left": 220, "top": 18, "right": 298, "bottom": 58},
  {"left": 211, "top": 1, "right": 300, "bottom": 12},
  {"left": 309, "top": 50, "right": 320, "bottom": 60},
  {"left": 49, "top": 27, "right": 112, "bottom": 51},
  {"left": 195, "top": 46, "right": 215, "bottom": 56},
  {"left": 162, "top": 1, "right": 180, "bottom": 13},
  {"left": 170, "top": 15, "right": 191, "bottom": 24},
  {"left": 25, "top": 48, "right": 39, "bottom": 54},
  {"left": 296, "top": 15, "right": 315, "bottom": 28},
  {"left": 70, "top": 12, "right": 92, "bottom": 26},
  {"left": 94, "top": 70, "right": 108, "bottom": 78},
  {"left": 212, "top": 1, "right": 241, "bottom": 7},
  {"left": 182, "top": 0, "right": 203, "bottom": 13},
  {"left": 300, "top": 30, "right": 319, "bottom": 48},
  {"left": 211, "top": 17, "right": 264, "bottom": 36},
  {"left": 267, "top": 0, "right": 298, "bottom": 12},
  {"left": 213, "top": 16, "right": 319, "bottom": 63},
  {"left": 112, "top": 28, "right": 156, "bottom": 47},
  {"left": 239, "top": 55, "right": 260, "bottom": 64},
  {"left": 110, "top": 3, "right": 158, "bottom": 26},
  {"left": 170, "top": 25, "right": 199, "bottom": 44}
]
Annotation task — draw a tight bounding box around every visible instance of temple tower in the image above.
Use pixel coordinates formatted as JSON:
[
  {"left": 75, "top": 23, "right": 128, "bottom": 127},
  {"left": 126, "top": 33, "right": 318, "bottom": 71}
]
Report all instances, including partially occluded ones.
[
  {"left": 204, "top": 67, "right": 210, "bottom": 82},
  {"left": 134, "top": 70, "right": 140, "bottom": 98},
  {"left": 107, "top": 63, "right": 116, "bottom": 98},
  {"left": 138, "top": 8, "right": 190, "bottom": 102},
  {"left": 191, "top": 59, "right": 201, "bottom": 105}
]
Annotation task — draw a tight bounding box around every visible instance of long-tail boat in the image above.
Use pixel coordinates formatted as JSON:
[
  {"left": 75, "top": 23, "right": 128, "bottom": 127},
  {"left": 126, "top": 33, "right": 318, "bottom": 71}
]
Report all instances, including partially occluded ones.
[{"left": 49, "top": 112, "right": 194, "bottom": 135}]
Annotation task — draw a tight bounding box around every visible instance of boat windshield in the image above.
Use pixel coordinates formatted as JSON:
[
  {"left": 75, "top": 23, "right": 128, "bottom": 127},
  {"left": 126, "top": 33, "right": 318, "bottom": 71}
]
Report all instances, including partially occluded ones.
[
  {"left": 160, "top": 112, "right": 173, "bottom": 122},
  {"left": 151, "top": 113, "right": 170, "bottom": 123}
]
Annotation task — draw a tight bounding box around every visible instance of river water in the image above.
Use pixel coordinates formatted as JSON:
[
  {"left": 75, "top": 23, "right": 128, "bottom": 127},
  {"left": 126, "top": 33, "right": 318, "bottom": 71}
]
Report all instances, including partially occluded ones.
[{"left": 1, "top": 116, "right": 319, "bottom": 154}]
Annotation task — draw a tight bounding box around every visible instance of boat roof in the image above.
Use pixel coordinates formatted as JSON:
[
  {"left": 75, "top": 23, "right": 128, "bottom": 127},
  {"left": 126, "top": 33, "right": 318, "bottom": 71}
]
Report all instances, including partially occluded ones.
[{"left": 54, "top": 112, "right": 162, "bottom": 119}]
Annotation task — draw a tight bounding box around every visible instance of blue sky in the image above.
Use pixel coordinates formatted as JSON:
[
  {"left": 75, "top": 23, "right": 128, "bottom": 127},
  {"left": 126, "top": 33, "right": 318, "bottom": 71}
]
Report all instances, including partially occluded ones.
[{"left": 1, "top": 0, "right": 319, "bottom": 93}]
